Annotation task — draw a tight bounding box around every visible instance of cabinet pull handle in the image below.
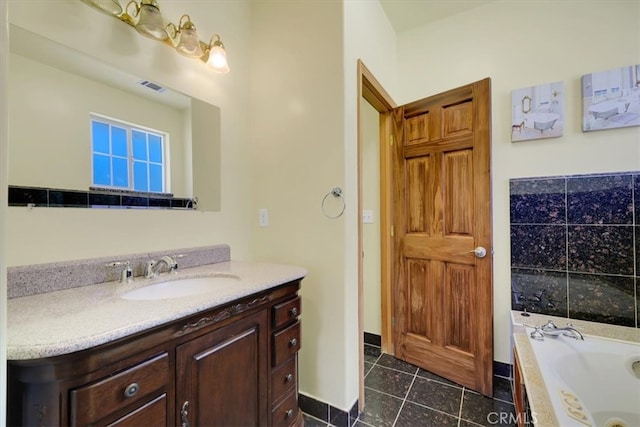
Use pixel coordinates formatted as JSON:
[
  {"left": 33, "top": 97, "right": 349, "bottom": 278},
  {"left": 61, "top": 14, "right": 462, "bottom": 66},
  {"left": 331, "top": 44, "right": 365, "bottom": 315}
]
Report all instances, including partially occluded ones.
[
  {"left": 285, "top": 373, "right": 293, "bottom": 383},
  {"left": 181, "top": 401, "right": 191, "bottom": 427},
  {"left": 123, "top": 383, "right": 139, "bottom": 398},
  {"left": 289, "top": 307, "right": 298, "bottom": 316},
  {"left": 289, "top": 338, "right": 297, "bottom": 347},
  {"left": 285, "top": 409, "right": 294, "bottom": 419}
]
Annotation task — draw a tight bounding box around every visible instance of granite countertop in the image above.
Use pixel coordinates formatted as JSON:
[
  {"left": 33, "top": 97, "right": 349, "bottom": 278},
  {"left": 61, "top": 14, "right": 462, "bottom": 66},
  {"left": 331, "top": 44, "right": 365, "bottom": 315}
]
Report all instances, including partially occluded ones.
[
  {"left": 8, "top": 261, "right": 307, "bottom": 360},
  {"left": 510, "top": 310, "right": 639, "bottom": 427}
]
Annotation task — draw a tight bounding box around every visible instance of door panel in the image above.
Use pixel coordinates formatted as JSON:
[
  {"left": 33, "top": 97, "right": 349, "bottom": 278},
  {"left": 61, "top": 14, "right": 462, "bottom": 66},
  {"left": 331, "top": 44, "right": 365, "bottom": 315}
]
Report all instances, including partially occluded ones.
[
  {"left": 444, "top": 263, "right": 474, "bottom": 353},
  {"left": 444, "top": 150, "right": 473, "bottom": 235},
  {"left": 392, "top": 78, "right": 493, "bottom": 396}
]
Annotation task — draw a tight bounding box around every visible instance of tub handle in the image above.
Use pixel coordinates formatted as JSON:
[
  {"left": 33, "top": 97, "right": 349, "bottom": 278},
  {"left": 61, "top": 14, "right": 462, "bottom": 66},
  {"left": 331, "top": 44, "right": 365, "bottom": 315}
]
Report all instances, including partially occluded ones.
[{"left": 529, "top": 326, "right": 544, "bottom": 341}]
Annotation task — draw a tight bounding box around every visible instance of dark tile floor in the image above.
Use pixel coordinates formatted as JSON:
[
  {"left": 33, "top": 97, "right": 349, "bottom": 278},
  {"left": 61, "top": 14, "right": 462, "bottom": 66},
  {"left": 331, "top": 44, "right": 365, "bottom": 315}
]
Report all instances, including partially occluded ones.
[{"left": 303, "top": 343, "right": 516, "bottom": 427}]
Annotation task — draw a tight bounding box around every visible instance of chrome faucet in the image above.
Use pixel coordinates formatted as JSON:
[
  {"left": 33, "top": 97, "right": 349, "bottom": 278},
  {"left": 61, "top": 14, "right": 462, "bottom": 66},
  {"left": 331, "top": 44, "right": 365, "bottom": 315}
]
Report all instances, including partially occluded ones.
[
  {"left": 145, "top": 255, "right": 178, "bottom": 278},
  {"left": 540, "top": 320, "right": 584, "bottom": 340}
]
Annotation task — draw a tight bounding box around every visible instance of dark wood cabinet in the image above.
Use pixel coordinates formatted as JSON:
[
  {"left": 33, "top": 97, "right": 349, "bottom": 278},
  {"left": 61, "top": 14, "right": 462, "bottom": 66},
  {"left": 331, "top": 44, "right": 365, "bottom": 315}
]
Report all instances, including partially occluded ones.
[
  {"left": 512, "top": 346, "right": 533, "bottom": 427},
  {"left": 270, "top": 294, "right": 302, "bottom": 426},
  {"left": 8, "top": 280, "right": 302, "bottom": 427},
  {"left": 176, "top": 310, "right": 269, "bottom": 426}
]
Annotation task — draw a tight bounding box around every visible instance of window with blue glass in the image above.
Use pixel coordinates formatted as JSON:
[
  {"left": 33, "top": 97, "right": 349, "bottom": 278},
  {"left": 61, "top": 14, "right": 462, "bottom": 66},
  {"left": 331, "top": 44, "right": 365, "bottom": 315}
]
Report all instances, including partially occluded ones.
[{"left": 91, "top": 116, "right": 166, "bottom": 193}]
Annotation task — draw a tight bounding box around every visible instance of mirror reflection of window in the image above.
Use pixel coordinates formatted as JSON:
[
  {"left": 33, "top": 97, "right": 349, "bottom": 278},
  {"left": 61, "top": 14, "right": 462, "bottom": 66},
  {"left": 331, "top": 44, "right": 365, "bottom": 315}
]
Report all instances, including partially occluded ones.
[
  {"left": 8, "top": 24, "right": 223, "bottom": 211},
  {"left": 91, "top": 116, "right": 168, "bottom": 193}
]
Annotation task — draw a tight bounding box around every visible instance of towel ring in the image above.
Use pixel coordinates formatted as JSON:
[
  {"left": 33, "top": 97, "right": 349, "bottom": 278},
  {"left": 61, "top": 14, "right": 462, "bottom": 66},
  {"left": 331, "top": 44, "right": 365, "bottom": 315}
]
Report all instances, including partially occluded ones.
[{"left": 322, "top": 187, "right": 345, "bottom": 219}]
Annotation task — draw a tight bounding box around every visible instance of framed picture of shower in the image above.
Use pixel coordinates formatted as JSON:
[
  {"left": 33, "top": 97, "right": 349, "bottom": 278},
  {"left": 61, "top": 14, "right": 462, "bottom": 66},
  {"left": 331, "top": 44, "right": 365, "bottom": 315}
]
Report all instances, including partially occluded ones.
[
  {"left": 511, "top": 81, "right": 564, "bottom": 142},
  {"left": 582, "top": 64, "right": 640, "bottom": 132}
]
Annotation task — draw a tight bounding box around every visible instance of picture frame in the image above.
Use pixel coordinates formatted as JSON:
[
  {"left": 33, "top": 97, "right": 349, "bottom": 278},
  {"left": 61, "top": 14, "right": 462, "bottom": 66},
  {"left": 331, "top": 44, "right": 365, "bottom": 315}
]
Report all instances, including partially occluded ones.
[
  {"left": 582, "top": 64, "right": 640, "bottom": 132},
  {"left": 511, "top": 81, "right": 564, "bottom": 142}
]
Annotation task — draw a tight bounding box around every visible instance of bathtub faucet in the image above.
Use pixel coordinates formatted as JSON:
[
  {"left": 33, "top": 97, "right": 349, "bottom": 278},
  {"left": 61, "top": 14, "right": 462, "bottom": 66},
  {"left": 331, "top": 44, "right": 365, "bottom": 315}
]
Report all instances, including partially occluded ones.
[{"left": 540, "top": 320, "right": 584, "bottom": 340}]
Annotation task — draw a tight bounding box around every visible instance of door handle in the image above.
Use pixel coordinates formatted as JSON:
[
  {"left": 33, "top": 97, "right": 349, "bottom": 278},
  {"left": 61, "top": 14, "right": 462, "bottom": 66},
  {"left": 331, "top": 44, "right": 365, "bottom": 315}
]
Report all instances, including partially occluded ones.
[
  {"left": 181, "top": 401, "right": 191, "bottom": 427},
  {"left": 467, "top": 246, "right": 487, "bottom": 258}
]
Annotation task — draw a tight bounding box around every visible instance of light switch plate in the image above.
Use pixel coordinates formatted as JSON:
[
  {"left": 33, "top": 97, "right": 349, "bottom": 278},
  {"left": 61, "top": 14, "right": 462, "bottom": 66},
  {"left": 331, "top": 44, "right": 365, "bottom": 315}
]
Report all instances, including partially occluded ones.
[
  {"left": 362, "top": 209, "right": 374, "bottom": 224},
  {"left": 259, "top": 208, "right": 269, "bottom": 227}
]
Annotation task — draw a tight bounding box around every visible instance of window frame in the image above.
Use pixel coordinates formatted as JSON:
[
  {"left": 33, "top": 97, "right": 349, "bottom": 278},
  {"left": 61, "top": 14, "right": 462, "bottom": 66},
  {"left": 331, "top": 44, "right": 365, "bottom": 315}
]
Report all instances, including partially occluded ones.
[{"left": 89, "top": 113, "right": 170, "bottom": 195}]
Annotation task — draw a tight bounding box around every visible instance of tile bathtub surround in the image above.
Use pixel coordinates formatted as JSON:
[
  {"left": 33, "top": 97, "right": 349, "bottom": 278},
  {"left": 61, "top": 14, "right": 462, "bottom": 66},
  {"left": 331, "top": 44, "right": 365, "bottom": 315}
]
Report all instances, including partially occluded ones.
[
  {"left": 7, "top": 244, "right": 231, "bottom": 298},
  {"left": 510, "top": 172, "right": 639, "bottom": 328}
]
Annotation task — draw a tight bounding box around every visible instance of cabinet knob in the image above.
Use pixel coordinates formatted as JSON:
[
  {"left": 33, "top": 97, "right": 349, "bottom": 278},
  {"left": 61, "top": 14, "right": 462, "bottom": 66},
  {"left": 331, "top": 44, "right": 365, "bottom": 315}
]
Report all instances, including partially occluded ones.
[
  {"left": 285, "top": 409, "right": 294, "bottom": 419},
  {"left": 285, "top": 373, "right": 293, "bottom": 383},
  {"left": 289, "top": 307, "right": 298, "bottom": 316},
  {"left": 289, "top": 338, "right": 297, "bottom": 347},
  {"left": 123, "top": 383, "right": 139, "bottom": 398}
]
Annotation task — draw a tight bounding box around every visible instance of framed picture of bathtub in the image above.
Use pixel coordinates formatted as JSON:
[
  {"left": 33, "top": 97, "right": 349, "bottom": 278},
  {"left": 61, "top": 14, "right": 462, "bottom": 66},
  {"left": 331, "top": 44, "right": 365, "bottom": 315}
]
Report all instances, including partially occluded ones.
[
  {"left": 511, "top": 81, "right": 564, "bottom": 142},
  {"left": 582, "top": 64, "right": 640, "bottom": 131}
]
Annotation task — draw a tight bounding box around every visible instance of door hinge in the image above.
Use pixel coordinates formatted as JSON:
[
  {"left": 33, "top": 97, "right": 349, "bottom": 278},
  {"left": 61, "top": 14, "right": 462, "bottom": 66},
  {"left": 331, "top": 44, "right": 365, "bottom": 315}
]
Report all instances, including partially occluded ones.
[
  {"left": 389, "top": 135, "right": 394, "bottom": 146},
  {"left": 391, "top": 225, "right": 394, "bottom": 237}
]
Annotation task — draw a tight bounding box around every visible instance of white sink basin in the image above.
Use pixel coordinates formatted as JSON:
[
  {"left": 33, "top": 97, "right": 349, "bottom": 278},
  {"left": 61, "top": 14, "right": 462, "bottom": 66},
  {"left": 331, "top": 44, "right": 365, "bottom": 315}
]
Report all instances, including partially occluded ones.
[{"left": 120, "top": 274, "right": 240, "bottom": 301}]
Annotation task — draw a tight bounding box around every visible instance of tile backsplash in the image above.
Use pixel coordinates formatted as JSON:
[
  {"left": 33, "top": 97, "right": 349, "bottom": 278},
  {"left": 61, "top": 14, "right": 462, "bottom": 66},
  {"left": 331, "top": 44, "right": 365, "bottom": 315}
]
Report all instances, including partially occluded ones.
[{"left": 510, "top": 172, "right": 638, "bottom": 328}]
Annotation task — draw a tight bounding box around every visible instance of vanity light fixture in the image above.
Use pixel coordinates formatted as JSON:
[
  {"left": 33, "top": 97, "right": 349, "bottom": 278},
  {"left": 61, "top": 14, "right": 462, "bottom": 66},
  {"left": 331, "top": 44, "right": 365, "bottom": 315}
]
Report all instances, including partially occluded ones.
[
  {"left": 168, "top": 15, "right": 203, "bottom": 58},
  {"left": 80, "top": 0, "right": 230, "bottom": 73},
  {"left": 205, "top": 35, "right": 230, "bottom": 74},
  {"left": 126, "top": 0, "right": 168, "bottom": 41}
]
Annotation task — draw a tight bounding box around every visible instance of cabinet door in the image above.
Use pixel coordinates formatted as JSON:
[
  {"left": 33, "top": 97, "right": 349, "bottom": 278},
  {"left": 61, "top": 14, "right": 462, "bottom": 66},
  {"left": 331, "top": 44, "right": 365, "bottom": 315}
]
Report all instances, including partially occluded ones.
[{"left": 176, "top": 311, "right": 269, "bottom": 427}]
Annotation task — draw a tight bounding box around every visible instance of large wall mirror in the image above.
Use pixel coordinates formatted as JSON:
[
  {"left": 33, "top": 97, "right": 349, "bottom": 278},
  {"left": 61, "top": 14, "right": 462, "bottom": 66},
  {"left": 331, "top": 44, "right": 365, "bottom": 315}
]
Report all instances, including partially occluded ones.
[{"left": 8, "top": 24, "right": 221, "bottom": 211}]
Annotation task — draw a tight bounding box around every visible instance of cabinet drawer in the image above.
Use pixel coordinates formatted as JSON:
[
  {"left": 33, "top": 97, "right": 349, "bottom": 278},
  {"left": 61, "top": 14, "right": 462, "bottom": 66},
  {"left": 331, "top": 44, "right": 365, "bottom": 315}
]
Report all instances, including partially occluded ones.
[
  {"left": 272, "top": 321, "right": 301, "bottom": 367},
  {"left": 271, "top": 390, "right": 298, "bottom": 427},
  {"left": 272, "top": 356, "right": 297, "bottom": 404},
  {"left": 273, "top": 296, "right": 301, "bottom": 329},
  {"left": 70, "top": 353, "right": 169, "bottom": 426},
  {"left": 106, "top": 393, "right": 167, "bottom": 427}
]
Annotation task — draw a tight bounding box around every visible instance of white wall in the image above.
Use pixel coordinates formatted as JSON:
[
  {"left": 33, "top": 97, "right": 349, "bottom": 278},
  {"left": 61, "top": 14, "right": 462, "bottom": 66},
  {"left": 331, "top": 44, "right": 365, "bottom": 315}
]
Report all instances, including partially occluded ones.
[
  {"left": 250, "top": 0, "right": 350, "bottom": 409},
  {"left": 362, "top": 98, "right": 381, "bottom": 336},
  {"left": 6, "top": 0, "right": 254, "bottom": 266},
  {"left": 1, "top": 2, "right": 8, "bottom": 425},
  {"left": 395, "top": 0, "right": 640, "bottom": 363},
  {"left": 343, "top": 0, "right": 397, "bottom": 411},
  {"left": 250, "top": 0, "right": 397, "bottom": 413}
]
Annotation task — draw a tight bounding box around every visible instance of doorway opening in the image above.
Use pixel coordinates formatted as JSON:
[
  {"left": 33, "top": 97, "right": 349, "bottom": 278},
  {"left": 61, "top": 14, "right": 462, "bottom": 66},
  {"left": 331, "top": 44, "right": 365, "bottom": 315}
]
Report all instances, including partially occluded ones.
[{"left": 357, "top": 60, "right": 396, "bottom": 411}]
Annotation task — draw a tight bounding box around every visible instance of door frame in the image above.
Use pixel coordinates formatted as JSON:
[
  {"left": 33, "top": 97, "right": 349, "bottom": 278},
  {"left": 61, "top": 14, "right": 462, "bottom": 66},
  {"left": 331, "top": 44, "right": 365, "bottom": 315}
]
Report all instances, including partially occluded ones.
[{"left": 356, "top": 60, "right": 396, "bottom": 411}]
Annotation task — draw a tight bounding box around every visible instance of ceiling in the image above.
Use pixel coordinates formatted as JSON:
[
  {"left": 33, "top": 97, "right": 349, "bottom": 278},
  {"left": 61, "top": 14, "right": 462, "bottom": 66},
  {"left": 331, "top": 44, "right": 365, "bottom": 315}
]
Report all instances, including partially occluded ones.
[{"left": 379, "top": 0, "right": 494, "bottom": 33}]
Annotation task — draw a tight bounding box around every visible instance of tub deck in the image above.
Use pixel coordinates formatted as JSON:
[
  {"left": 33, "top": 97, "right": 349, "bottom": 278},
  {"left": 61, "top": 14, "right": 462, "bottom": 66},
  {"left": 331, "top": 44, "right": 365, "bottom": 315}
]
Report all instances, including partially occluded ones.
[{"left": 511, "top": 311, "right": 639, "bottom": 427}]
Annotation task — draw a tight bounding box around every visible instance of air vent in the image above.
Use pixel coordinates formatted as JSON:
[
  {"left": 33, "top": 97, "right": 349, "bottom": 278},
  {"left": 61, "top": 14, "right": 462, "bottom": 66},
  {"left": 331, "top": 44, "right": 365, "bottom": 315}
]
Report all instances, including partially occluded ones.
[{"left": 137, "top": 80, "right": 166, "bottom": 93}]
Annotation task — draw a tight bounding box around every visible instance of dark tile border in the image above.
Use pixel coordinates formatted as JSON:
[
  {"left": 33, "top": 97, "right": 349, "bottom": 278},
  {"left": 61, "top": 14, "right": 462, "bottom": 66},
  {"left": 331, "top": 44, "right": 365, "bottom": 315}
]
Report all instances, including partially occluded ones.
[
  {"left": 8, "top": 185, "right": 195, "bottom": 210},
  {"left": 364, "top": 332, "right": 381, "bottom": 346},
  {"left": 493, "top": 361, "right": 512, "bottom": 379},
  {"left": 300, "top": 393, "right": 359, "bottom": 427}
]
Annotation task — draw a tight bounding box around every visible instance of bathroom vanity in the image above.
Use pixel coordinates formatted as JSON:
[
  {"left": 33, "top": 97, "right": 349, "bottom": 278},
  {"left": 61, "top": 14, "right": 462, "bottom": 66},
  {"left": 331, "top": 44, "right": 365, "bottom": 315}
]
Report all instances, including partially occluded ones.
[{"left": 7, "top": 250, "right": 305, "bottom": 427}]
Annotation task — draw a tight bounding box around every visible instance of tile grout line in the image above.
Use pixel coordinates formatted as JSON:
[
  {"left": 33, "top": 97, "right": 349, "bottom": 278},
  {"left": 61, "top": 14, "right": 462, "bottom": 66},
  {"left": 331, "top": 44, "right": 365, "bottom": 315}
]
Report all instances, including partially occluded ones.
[
  {"left": 390, "top": 367, "right": 419, "bottom": 427},
  {"left": 456, "top": 388, "right": 466, "bottom": 427}
]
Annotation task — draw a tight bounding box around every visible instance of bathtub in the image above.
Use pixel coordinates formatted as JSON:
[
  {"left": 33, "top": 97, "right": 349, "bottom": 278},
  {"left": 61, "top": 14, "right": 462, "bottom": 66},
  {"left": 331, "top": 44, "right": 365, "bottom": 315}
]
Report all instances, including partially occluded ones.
[{"left": 524, "top": 327, "right": 640, "bottom": 427}]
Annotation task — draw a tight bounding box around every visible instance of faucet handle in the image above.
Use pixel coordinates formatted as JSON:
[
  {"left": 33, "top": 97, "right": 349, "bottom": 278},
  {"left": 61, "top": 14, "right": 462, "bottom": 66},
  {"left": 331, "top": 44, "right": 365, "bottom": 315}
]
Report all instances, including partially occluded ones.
[
  {"left": 529, "top": 326, "right": 544, "bottom": 341},
  {"left": 105, "top": 261, "right": 133, "bottom": 283},
  {"left": 541, "top": 320, "right": 558, "bottom": 330},
  {"left": 145, "top": 260, "right": 156, "bottom": 278}
]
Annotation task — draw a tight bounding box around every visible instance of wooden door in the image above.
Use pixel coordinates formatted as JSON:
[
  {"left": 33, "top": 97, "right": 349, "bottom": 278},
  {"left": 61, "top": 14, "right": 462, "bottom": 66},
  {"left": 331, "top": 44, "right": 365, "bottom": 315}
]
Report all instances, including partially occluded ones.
[
  {"left": 391, "top": 78, "right": 493, "bottom": 396},
  {"left": 176, "top": 311, "right": 269, "bottom": 426}
]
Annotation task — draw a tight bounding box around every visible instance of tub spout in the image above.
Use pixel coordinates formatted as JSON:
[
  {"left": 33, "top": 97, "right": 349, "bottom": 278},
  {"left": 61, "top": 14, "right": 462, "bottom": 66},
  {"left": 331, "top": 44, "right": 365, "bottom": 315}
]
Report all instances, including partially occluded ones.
[{"left": 540, "top": 320, "right": 584, "bottom": 340}]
